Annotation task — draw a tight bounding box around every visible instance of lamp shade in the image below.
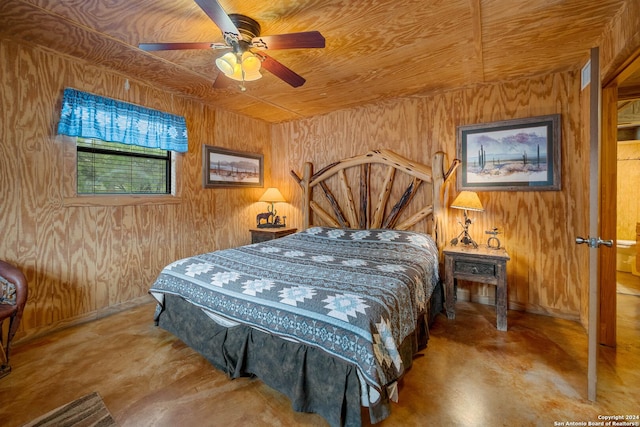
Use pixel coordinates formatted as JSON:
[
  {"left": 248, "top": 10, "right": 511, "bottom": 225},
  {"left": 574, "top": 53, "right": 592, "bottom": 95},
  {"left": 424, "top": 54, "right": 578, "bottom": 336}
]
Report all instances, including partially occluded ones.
[
  {"left": 259, "top": 187, "right": 286, "bottom": 203},
  {"left": 450, "top": 191, "right": 484, "bottom": 212}
]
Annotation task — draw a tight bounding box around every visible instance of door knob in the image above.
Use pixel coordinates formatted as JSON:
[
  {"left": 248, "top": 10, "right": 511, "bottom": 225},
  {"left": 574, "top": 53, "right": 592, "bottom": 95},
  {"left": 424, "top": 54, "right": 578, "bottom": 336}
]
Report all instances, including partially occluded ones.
[
  {"left": 576, "top": 237, "right": 589, "bottom": 245},
  {"left": 575, "top": 236, "right": 613, "bottom": 248},
  {"left": 598, "top": 238, "right": 613, "bottom": 247}
]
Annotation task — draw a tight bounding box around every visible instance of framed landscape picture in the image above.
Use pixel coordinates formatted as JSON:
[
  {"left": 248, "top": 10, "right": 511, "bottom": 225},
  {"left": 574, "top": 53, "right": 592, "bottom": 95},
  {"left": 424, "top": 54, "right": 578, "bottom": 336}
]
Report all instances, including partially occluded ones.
[
  {"left": 456, "top": 114, "right": 561, "bottom": 191},
  {"left": 203, "top": 145, "right": 263, "bottom": 188}
]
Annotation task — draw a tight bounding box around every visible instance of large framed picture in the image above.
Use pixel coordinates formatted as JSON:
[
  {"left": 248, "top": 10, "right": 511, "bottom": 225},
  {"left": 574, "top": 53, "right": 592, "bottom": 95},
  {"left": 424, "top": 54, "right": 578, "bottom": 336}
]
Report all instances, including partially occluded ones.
[
  {"left": 456, "top": 114, "right": 561, "bottom": 191},
  {"left": 203, "top": 145, "right": 264, "bottom": 188}
]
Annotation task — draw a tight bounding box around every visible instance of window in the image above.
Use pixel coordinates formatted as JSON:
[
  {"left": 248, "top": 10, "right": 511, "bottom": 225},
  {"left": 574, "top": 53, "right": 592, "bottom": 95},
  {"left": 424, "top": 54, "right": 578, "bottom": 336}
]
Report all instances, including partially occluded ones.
[
  {"left": 57, "top": 88, "right": 187, "bottom": 205},
  {"left": 76, "top": 138, "right": 171, "bottom": 195}
]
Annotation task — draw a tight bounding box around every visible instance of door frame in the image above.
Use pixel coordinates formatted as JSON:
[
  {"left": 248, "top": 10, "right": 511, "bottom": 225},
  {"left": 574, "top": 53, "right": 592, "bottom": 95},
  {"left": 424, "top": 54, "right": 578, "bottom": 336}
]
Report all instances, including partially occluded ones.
[
  {"left": 599, "top": 84, "right": 617, "bottom": 348},
  {"left": 599, "top": 49, "right": 640, "bottom": 348},
  {"left": 587, "top": 47, "right": 601, "bottom": 402}
]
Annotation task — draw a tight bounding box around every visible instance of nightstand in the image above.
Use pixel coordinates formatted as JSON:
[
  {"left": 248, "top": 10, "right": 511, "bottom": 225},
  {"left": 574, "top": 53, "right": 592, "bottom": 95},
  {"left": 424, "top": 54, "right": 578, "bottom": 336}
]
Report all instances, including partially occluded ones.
[
  {"left": 444, "top": 244, "right": 510, "bottom": 331},
  {"left": 250, "top": 227, "right": 297, "bottom": 244}
]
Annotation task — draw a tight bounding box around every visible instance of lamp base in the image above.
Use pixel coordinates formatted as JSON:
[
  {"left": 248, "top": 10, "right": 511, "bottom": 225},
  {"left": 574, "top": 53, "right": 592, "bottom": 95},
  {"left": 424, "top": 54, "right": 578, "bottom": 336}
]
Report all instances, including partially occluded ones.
[
  {"left": 450, "top": 210, "right": 479, "bottom": 248},
  {"left": 450, "top": 232, "right": 479, "bottom": 248},
  {"left": 256, "top": 210, "right": 286, "bottom": 229}
]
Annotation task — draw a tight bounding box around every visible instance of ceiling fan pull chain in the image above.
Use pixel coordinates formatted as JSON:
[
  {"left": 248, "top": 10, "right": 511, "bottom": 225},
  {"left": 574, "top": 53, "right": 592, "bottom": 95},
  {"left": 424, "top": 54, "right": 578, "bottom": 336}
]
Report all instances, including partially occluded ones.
[{"left": 240, "top": 71, "right": 247, "bottom": 92}]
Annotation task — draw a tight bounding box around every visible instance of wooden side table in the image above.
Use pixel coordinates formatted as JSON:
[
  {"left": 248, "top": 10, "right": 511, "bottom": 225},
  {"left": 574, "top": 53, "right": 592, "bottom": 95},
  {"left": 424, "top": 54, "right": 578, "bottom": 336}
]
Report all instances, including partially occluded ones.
[
  {"left": 250, "top": 227, "right": 297, "bottom": 244},
  {"left": 444, "top": 244, "right": 510, "bottom": 331}
]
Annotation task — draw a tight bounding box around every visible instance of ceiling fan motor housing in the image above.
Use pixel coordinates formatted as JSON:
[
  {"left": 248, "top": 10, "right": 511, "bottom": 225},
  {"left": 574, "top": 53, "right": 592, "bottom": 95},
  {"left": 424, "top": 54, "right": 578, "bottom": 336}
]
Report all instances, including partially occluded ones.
[{"left": 227, "top": 14, "right": 261, "bottom": 52}]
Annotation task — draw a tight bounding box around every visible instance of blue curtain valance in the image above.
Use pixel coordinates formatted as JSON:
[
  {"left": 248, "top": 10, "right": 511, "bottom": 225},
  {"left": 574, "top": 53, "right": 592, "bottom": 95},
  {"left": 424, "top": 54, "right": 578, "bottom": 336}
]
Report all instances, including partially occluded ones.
[{"left": 57, "top": 88, "right": 188, "bottom": 153}]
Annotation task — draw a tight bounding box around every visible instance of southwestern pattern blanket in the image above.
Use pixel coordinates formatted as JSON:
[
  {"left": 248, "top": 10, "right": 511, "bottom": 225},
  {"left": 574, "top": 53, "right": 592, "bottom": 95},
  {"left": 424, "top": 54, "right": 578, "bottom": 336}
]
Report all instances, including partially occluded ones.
[{"left": 149, "top": 226, "right": 439, "bottom": 394}]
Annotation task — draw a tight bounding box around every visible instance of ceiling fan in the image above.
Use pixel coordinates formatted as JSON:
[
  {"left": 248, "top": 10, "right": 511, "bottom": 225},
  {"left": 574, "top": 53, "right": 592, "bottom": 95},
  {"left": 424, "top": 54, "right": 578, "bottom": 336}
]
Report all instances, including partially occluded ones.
[{"left": 138, "top": 0, "right": 325, "bottom": 88}]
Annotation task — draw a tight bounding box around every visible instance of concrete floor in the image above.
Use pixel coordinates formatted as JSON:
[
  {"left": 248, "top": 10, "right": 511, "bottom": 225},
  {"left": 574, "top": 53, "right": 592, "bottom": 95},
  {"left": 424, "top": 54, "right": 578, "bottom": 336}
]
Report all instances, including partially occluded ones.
[{"left": 1, "top": 275, "right": 638, "bottom": 427}]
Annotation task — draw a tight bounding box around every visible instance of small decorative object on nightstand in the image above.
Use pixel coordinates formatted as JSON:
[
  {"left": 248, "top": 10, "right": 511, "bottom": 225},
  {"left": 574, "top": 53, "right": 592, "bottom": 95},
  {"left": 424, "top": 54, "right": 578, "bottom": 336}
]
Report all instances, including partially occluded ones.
[
  {"left": 250, "top": 227, "right": 297, "bottom": 244},
  {"left": 444, "top": 244, "right": 510, "bottom": 331},
  {"left": 449, "top": 191, "right": 484, "bottom": 248},
  {"left": 485, "top": 227, "right": 502, "bottom": 249},
  {"left": 256, "top": 187, "right": 287, "bottom": 228}
]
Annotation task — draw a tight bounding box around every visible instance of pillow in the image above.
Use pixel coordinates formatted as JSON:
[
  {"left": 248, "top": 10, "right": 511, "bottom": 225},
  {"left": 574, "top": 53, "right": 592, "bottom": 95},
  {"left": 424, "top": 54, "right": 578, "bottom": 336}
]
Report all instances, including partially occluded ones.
[{"left": 0, "top": 275, "right": 16, "bottom": 305}]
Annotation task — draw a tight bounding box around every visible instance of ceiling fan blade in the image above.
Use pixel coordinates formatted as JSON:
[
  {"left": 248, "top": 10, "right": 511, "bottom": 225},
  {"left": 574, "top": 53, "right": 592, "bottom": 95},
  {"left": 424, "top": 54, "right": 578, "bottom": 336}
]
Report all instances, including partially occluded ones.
[
  {"left": 193, "top": 0, "right": 240, "bottom": 38},
  {"left": 138, "top": 42, "right": 228, "bottom": 51},
  {"left": 251, "top": 31, "right": 325, "bottom": 50},
  {"left": 256, "top": 52, "right": 306, "bottom": 88}
]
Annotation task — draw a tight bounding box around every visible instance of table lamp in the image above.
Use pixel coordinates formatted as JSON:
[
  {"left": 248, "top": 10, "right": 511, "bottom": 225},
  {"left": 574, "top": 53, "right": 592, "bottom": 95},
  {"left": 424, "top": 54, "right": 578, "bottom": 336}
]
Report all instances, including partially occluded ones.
[
  {"left": 450, "top": 191, "right": 484, "bottom": 248},
  {"left": 257, "top": 187, "right": 286, "bottom": 228}
]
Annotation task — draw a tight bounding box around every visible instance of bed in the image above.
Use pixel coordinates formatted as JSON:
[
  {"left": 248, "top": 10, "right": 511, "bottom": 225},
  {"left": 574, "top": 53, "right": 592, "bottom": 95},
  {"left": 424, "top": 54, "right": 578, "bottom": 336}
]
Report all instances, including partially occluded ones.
[{"left": 149, "top": 149, "right": 459, "bottom": 426}]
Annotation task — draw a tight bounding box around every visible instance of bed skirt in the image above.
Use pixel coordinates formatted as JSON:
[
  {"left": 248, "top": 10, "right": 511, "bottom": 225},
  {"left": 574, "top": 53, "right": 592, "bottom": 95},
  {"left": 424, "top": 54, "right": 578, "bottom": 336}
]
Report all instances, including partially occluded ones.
[{"left": 154, "top": 281, "right": 443, "bottom": 426}]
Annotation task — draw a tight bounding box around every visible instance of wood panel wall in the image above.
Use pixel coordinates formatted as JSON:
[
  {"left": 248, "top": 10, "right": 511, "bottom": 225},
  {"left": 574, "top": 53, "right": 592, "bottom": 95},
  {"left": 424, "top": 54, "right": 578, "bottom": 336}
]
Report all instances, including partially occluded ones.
[
  {"left": 0, "top": 38, "right": 271, "bottom": 340},
  {"left": 2, "top": 0, "right": 638, "bottom": 340},
  {"left": 273, "top": 72, "right": 589, "bottom": 321}
]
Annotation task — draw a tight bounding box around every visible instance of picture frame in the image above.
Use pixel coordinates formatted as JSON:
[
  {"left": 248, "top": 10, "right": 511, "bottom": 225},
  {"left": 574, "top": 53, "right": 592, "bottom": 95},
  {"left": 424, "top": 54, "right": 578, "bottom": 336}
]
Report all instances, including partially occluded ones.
[
  {"left": 456, "top": 114, "right": 561, "bottom": 191},
  {"left": 203, "top": 145, "right": 263, "bottom": 188}
]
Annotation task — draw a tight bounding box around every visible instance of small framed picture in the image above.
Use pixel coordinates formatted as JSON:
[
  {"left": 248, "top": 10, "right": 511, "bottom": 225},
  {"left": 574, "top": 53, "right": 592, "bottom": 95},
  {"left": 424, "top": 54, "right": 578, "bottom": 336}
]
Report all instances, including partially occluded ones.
[
  {"left": 203, "top": 145, "right": 263, "bottom": 188},
  {"left": 457, "top": 114, "right": 561, "bottom": 191}
]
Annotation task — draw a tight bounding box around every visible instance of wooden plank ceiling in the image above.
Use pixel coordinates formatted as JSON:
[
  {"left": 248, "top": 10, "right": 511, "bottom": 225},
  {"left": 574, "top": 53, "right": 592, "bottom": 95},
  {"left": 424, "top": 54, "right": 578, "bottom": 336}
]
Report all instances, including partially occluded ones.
[{"left": 0, "top": 0, "right": 629, "bottom": 123}]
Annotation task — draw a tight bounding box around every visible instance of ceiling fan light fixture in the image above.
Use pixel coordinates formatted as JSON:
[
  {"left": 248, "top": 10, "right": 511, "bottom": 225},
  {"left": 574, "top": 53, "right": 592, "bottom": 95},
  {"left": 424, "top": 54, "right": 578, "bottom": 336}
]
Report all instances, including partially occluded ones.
[
  {"left": 229, "top": 63, "right": 244, "bottom": 81},
  {"left": 215, "top": 52, "right": 237, "bottom": 76},
  {"left": 226, "top": 64, "right": 261, "bottom": 82},
  {"left": 243, "top": 69, "right": 262, "bottom": 81},
  {"left": 217, "top": 51, "right": 262, "bottom": 82},
  {"left": 241, "top": 52, "right": 261, "bottom": 73}
]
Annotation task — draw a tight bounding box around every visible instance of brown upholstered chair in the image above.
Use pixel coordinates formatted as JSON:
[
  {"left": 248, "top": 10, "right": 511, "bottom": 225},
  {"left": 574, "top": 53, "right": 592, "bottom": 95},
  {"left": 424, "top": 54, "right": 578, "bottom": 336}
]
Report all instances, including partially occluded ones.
[{"left": 0, "top": 260, "right": 28, "bottom": 378}]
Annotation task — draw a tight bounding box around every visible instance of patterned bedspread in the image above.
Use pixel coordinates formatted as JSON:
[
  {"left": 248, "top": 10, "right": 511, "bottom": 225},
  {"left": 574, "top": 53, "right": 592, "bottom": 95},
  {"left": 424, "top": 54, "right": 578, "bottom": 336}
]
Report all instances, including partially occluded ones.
[{"left": 149, "top": 226, "right": 439, "bottom": 392}]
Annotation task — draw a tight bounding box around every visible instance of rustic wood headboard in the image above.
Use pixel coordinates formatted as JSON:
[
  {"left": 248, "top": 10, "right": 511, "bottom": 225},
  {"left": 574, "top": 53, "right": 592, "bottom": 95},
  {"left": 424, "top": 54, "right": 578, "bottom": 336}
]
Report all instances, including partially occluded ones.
[{"left": 290, "top": 149, "right": 459, "bottom": 251}]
